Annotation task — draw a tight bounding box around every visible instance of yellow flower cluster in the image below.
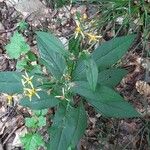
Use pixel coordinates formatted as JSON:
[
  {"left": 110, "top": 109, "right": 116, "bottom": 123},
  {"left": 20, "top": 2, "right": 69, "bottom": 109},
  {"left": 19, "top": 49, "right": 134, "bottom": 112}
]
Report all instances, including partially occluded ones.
[
  {"left": 85, "top": 33, "right": 102, "bottom": 43},
  {"left": 74, "top": 14, "right": 102, "bottom": 43},
  {"left": 22, "top": 71, "right": 41, "bottom": 101}
]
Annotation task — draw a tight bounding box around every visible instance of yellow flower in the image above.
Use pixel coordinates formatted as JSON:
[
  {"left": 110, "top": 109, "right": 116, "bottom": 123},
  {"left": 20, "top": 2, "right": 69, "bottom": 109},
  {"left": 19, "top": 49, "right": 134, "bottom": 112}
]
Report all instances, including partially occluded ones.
[
  {"left": 3, "top": 94, "right": 15, "bottom": 105},
  {"left": 6, "top": 95, "right": 13, "bottom": 105},
  {"left": 81, "top": 13, "right": 87, "bottom": 20},
  {"left": 22, "top": 71, "right": 34, "bottom": 88},
  {"left": 86, "top": 33, "right": 102, "bottom": 43},
  {"left": 74, "top": 21, "right": 84, "bottom": 39},
  {"left": 24, "top": 87, "right": 41, "bottom": 101}
]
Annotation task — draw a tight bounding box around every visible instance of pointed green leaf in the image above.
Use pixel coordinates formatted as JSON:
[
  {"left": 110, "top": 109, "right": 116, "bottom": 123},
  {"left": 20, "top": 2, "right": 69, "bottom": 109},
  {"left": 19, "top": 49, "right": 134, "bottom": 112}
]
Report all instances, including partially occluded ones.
[
  {"left": 40, "top": 54, "right": 67, "bottom": 79},
  {"left": 36, "top": 31, "right": 68, "bottom": 56},
  {"left": 73, "top": 34, "right": 136, "bottom": 80},
  {"left": 0, "top": 72, "right": 22, "bottom": 93},
  {"left": 70, "top": 81, "right": 140, "bottom": 118},
  {"left": 47, "top": 102, "right": 87, "bottom": 150},
  {"left": 36, "top": 32, "right": 67, "bottom": 79},
  {"left": 92, "top": 34, "right": 136, "bottom": 70},
  {"left": 72, "top": 58, "right": 86, "bottom": 80},
  {"left": 20, "top": 92, "right": 60, "bottom": 109},
  {"left": 69, "top": 36, "right": 81, "bottom": 57},
  {"left": 98, "top": 68, "right": 127, "bottom": 87},
  {"left": 85, "top": 58, "right": 98, "bottom": 91}
]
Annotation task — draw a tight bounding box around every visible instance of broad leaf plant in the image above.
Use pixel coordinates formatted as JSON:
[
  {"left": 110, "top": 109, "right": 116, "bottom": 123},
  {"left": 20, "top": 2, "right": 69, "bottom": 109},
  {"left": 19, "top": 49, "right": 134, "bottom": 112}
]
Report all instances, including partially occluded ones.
[{"left": 0, "top": 31, "right": 140, "bottom": 150}]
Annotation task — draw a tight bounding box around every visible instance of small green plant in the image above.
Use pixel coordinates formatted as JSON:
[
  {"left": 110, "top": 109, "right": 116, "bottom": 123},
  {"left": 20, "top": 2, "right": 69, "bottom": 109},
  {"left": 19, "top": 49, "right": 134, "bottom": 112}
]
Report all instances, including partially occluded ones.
[
  {"left": 5, "top": 31, "right": 30, "bottom": 59},
  {"left": 5, "top": 31, "right": 41, "bottom": 72},
  {"left": 21, "top": 109, "right": 47, "bottom": 150},
  {"left": 1, "top": 31, "right": 140, "bottom": 149},
  {"left": 18, "top": 20, "right": 29, "bottom": 32}
]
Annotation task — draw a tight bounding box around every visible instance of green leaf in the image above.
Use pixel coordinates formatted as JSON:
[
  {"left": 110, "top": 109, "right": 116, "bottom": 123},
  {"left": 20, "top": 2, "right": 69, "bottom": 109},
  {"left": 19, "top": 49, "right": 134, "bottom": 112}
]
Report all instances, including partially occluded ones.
[
  {"left": 47, "top": 102, "right": 87, "bottom": 150},
  {"left": 25, "top": 117, "right": 37, "bottom": 128},
  {"left": 69, "top": 36, "right": 81, "bottom": 57},
  {"left": 21, "top": 133, "right": 45, "bottom": 150},
  {"left": 92, "top": 34, "right": 136, "bottom": 70},
  {"left": 36, "top": 31, "right": 68, "bottom": 79},
  {"left": 38, "top": 116, "right": 46, "bottom": 127},
  {"left": 0, "top": 72, "right": 22, "bottom": 93},
  {"left": 29, "top": 65, "right": 43, "bottom": 74},
  {"left": 33, "top": 109, "right": 48, "bottom": 116},
  {"left": 70, "top": 103, "right": 87, "bottom": 147},
  {"left": 72, "top": 58, "right": 86, "bottom": 80},
  {"left": 5, "top": 31, "right": 30, "bottom": 59},
  {"left": 20, "top": 91, "right": 60, "bottom": 110},
  {"left": 33, "top": 110, "right": 41, "bottom": 116},
  {"left": 85, "top": 58, "right": 98, "bottom": 91},
  {"left": 40, "top": 54, "right": 67, "bottom": 79},
  {"left": 16, "top": 59, "right": 28, "bottom": 70},
  {"left": 36, "top": 31, "right": 68, "bottom": 56},
  {"left": 98, "top": 68, "right": 127, "bottom": 87},
  {"left": 37, "top": 34, "right": 67, "bottom": 79},
  {"left": 73, "top": 34, "right": 136, "bottom": 80},
  {"left": 41, "top": 109, "right": 48, "bottom": 116},
  {"left": 27, "top": 51, "right": 37, "bottom": 61},
  {"left": 52, "top": 0, "right": 70, "bottom": 8},
  {"left": 18, "top": 20, "right": 29, "bottom": 31},
  {"left": 70, "top": 81, "right": 140, "bottom": 118}
]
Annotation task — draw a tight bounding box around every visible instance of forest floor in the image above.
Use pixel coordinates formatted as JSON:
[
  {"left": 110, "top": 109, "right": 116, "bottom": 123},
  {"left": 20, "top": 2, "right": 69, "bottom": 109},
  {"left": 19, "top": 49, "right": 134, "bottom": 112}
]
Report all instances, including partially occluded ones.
[{"left": 0, "top": 0, "right": 150, "bottom": 150}]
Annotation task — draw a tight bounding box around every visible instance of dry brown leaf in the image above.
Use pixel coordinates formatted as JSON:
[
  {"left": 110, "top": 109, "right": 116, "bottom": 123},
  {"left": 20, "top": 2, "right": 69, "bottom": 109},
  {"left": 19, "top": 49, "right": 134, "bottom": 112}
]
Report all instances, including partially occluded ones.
[
  {"left": 12, "top": 126, "right": 27, "bottom": 148},
  {"left": 136, "top": 80, "right": 150, "bottom": 96}
]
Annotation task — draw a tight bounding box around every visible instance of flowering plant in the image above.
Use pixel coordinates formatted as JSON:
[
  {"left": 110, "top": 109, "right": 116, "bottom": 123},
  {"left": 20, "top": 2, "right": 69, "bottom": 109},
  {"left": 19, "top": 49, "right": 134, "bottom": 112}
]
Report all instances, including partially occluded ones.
[{"left": 0, "top": 30, "right": 140, "bottom": 149}]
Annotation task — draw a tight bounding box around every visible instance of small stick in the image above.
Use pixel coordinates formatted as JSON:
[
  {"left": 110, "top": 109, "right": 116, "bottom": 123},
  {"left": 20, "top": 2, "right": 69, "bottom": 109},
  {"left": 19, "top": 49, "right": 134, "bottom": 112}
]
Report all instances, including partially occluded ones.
[
  {"left": 2, "top": 126, "right": 18, "bottom": 145},
  {"left": 0, "top": 141, "right": 4, "bottom": 150}
]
